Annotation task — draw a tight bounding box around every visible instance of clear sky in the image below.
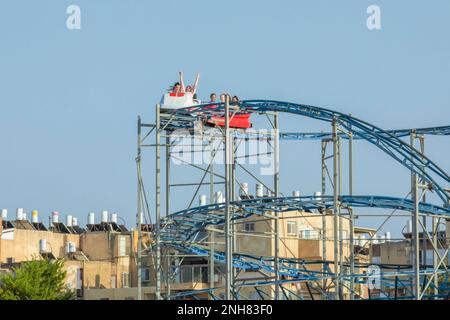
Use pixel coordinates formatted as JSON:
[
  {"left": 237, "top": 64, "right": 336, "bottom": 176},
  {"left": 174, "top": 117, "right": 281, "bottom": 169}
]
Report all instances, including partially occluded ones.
[{"left": 1, "top": 1, "right": 449, "bottom": 237}]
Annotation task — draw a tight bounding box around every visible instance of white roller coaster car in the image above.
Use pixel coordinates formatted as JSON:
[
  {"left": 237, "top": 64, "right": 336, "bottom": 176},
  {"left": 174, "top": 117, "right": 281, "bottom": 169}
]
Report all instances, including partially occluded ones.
[{"left": 160, "top": 92, "right": 200, "bottom": 111}]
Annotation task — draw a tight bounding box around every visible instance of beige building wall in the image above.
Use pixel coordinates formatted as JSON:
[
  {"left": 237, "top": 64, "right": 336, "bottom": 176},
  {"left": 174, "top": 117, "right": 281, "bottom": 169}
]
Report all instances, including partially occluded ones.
[
  {"left": 209, "top": 210, "right": 355, "bottom": 299},
  {"left": 232, "top": 210, "right": 351, "bottom": 262},
  {"left": 0, "top": 222, "right": 135, "bottom": 297}
]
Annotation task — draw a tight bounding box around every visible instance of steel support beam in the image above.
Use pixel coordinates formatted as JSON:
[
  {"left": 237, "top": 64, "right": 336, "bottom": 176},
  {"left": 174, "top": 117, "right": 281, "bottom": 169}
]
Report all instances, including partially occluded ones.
[
  {"left": 224, "top": 96, "right": 233, "bottom": 300},
  {"left": 137, "top": 116, "right": 142, "bottom": 301},
  {"left": 273, "top": 112, "right": 280, "bottom": 300},
  {"left": 156, "top": 104, "right": 162, "bottom": 300},
  {"left": 332, "top": 119, "right": 341, "bottom": 299}
]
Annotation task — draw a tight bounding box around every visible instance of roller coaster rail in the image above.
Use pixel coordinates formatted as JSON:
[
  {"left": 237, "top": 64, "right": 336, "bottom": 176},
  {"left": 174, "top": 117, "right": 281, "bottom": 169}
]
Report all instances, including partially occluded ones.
[{"left": 136, "top": 98, "right": 450, "bottom": 300}]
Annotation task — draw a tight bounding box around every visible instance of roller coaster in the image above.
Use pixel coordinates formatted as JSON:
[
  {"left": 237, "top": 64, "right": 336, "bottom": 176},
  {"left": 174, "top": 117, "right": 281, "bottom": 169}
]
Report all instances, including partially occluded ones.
[{"left": 136, "top": 99, "right": 450, "bottom": 300}]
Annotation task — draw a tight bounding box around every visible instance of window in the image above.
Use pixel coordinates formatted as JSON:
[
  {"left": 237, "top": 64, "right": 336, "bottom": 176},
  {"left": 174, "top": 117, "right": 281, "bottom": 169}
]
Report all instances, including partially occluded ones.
[
  {"left": 287, "top": 221, "right": 297, "bottom": 236},
  {"left": 342, "top": 231, "right": 348, "bottom": 243},
  {"left": 180, "top": 265, "right": 208, "bottom": 283},
  {"left": 299, "top": 229, "right": 320, "bottom": 240},
  {"left": 181, "top": 267, "right": 193, "bottom": 283},
  {"left": 121, "top": 272, "right": 130, "bottom": 288},
  {"left": 142, "top": 268, "right": 151, "bottom": 282},
  {"left": 119, "top": 236, "right": 126, "bottom": 256},
  {"left": 244, "top": 222, "right": 255, "bottom": 232}
]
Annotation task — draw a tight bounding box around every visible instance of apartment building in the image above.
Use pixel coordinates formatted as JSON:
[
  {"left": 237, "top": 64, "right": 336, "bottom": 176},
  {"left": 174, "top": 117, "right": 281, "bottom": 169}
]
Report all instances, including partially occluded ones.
[{"left": 0, "top": 210, "right": 135, "bottom": 299}]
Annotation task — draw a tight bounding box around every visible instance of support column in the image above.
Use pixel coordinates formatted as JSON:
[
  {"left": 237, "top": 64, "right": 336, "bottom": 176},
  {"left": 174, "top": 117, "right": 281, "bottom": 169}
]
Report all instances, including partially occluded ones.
[
  {"left": 209, "top": 137, "right": 215, "bottom": 293},
  {"left": 273, "top": 112, "right": 280, "bottom": 300},
  {"left": 432, "top": 217, "right": 438, "bottom": 298},
  {"left": 410, "top": 131, "right": 420, "bottom": 300},
  {"left": 166, "top": 253, "right": 171, "bottom": 299},
  {"left": 332, "top": 119, "right": 340, "bottom": 300},
  {"left": 165, "top": 135, "right": 171, "bottom": 299},
  {"left": 137, "top": 116, "right": 142, "bottom": 301},
  {"left": 348, "top": 130, "right": 355, "bottom": 300},
  {"left": 321, "top": 140, "right": 327, "bottom": 298},
  {"left": 166, "top": 135, "right": 170, "bottom": 218},
  {"left": 231, "top": 136, "right": 237, "bottom": 283},
  {"left": 337, "top": 136, "right": 343, "bottom": 298},
  {"left": 155, "top": 104, "right": 162, "bottom": 300},
  {"left": 224, "top": 96, "right": 233, "bottom": 300}
]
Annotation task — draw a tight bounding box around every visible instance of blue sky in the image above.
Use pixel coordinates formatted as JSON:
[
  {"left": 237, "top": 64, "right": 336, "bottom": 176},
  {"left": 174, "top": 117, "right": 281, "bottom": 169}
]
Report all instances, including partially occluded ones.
[{"left": 1, "top": 1, "right": 449, "bottom": 237}]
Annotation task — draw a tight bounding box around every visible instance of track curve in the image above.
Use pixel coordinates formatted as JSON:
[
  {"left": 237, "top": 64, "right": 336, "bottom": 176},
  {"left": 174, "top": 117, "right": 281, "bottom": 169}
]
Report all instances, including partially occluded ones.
[{"left": 172, "top": 100, "right": 449, "bottom": 205}]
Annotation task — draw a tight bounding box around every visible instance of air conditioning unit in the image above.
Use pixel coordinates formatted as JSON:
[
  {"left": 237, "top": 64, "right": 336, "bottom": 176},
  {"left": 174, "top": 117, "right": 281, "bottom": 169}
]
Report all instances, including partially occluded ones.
[{"left": 6, "top": 257, "right": 15, "bottom": 264}]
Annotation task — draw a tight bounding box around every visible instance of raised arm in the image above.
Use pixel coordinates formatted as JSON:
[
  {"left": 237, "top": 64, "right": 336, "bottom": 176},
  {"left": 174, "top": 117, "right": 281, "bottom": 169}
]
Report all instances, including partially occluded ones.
[
  {"left": 179, "top": 71, "right": 186, "bottom": 92},
  {"left": 192, "top": 73, "right": 200, "bottom": 94}
]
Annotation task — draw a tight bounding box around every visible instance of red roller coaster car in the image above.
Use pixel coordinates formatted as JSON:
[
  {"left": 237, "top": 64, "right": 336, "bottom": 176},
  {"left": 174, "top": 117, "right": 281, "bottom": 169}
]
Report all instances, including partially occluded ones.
[{"left": 160, "top": 93, "right": 252, "bottom": 129}]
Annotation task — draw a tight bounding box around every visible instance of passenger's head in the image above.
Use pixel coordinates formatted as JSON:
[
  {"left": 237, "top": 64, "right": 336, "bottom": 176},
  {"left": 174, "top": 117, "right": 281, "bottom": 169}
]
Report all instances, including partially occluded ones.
[
  {"left": 210, "top": 93, "right": 217, "bottom": 102},
  {"left": 232, "top": 96, "right": 239, "bottom": 103},
  {"left": 186, "top": 85, "right": 193, "bottom": 93},
  {"left": 172, "top": 82, "right": 181, "bottom": 93},
  {"left": 220, "top": 93, "right": 226, "bottom": 103}
]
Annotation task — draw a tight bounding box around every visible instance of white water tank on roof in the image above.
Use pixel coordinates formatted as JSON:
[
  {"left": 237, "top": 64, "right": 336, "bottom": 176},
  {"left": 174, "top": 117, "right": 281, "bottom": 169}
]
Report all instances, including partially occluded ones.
[
  {"left": 372, "top": 234, "right": 378, "bottom": 245},
  {"left": 359, "top": 235, "right": 366, "bottom": 247},
  {"left": 32, "top": 210, "right": 39, "bottom": 223},
  {"left": 88, "top": 212, "right": 95, "bottom": 225},
  {"left": 52, "top": 211, "right": 59, "bottom": 224},
  {"left": 406, "top": 220, "right": 412, "bottom": 233},
  {"left": 1, "top": 209, "right": 7, "bottom": 220},
  {"left": 16, "top": 208, "right": 24, "bottom": 221},
  {"left": 66, "top": 215, "right": 73, "bottom": 227},
  {"left": 39, "top": 239, "right": 47, "bottom": 253},
  {"left": 23, "top": 212, "right": 27, "bottom": 221},
  {"left": 101, "top": 211, "right": 108, "bottom": 223},
  {"left": 313, "top": 191, "right": 322, "bottom": 201},
  {"left": 292, "top": 190, "right": 301, "bottom": 197},
  {"left": 255, "top": 184, "right": 263, "bottom": 198},
  {"left": 385, "top": 232, "right": 391, "bottom": 242},
  {"left": 111, "top": 213, "right": 118, "bottom": 224},
  {"left": 72, "top": 217, "right": 78, "bottom": 226},
  {"left": 199, "top": 195, "right": 207, "bottom": 206}
]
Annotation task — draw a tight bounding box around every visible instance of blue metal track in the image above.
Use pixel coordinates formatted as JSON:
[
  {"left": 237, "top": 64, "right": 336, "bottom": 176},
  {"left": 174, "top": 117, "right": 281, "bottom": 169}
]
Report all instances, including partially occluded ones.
[
  {"left": 161, "top": 195, "right": 450, "bottom": 299},
  {"left": 158, "top": 99, "right": 450, "bottom": 299},
  {"left": 279, "top": 125, "right": 450, "bottom": 141},
  {"left": 170, "top": 100, "right": 449, "bottom": 205}
]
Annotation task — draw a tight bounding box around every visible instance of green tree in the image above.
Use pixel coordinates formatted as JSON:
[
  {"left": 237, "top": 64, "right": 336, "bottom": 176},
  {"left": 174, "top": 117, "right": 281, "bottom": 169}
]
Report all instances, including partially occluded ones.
[{"left": 0, "top": 258, "right": 75, "bottom": 300}]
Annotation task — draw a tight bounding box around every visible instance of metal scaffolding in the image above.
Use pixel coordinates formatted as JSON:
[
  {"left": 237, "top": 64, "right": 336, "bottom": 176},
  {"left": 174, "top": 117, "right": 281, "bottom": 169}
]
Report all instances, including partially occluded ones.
[{"left": 136, "top": 99, "right": 450, "bottom": 300}]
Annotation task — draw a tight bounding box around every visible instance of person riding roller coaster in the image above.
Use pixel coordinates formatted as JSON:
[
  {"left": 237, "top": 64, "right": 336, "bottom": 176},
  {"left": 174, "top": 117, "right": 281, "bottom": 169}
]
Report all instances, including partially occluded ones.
[{"left": 160, "top": 73, "right": 252, "bottom": 129}]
